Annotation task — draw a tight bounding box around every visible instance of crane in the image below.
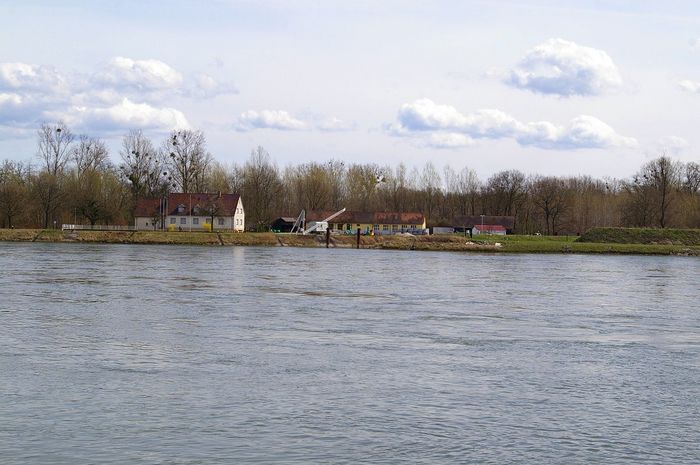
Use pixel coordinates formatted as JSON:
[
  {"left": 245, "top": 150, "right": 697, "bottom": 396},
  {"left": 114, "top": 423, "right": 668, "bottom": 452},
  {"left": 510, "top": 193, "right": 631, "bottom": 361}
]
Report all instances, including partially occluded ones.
[{"left": 292, "top": 208, "right": 346, "bottom": 235}]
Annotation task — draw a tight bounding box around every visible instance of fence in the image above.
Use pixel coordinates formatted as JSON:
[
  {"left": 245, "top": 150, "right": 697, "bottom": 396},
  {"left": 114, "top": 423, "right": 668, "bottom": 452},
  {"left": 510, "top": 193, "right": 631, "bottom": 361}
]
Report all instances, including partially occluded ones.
[{"left": 61, "top": 224, "right": 137, "bottom": 231}]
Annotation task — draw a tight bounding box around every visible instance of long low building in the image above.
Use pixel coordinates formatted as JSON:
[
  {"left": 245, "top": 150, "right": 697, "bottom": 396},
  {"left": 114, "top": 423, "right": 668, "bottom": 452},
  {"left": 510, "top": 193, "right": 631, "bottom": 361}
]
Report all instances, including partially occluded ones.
[
  {"left": 305, "top": 210, "right": 427, "bottom": 234},
  {"left": 453, "top": 215, "right": 515, "bottom": 234},
  {"left": 135, "top": 193, "right": 244, "bottom": 231}
]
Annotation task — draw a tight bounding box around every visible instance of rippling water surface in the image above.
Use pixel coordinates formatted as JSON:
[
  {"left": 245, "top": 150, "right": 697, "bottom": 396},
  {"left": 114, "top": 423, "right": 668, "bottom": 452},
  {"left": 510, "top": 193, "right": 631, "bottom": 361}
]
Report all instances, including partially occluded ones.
[{"left": 1, "top": 243, "right": 699, "bottom": 464}]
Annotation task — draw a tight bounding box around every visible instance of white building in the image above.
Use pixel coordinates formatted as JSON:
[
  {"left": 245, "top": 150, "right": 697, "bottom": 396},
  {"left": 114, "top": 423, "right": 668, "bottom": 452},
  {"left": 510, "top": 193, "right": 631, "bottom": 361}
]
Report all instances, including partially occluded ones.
[{"left": 135, "top": 192, "right": 244, "bottom": 231}]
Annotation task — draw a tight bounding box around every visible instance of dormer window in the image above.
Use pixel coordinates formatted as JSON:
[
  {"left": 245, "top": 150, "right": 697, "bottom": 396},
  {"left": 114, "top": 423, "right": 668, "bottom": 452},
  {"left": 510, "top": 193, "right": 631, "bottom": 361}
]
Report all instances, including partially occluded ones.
[
  {"left": 177, "top": 204, "right": 185, "bottom": 214},
  {"left": 193, "top": 205, "right": 201, "bottom": 215}
]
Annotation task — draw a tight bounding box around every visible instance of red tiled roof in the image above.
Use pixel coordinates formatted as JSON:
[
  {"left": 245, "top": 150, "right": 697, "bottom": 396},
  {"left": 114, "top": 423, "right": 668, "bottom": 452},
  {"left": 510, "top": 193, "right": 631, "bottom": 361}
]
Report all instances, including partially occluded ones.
[
  {"left": 135, "top": 193, "right": 241, "bottom": 217},
  {"left": 133, "top": 198, "right": 162, "bottom": 218}
]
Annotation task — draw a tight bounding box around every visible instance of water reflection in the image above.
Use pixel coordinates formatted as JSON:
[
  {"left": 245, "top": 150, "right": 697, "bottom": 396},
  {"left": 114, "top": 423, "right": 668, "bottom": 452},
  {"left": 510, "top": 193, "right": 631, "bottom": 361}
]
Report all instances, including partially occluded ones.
[{"left": 0, "top": 243, "right": 699, "bottom": 464}]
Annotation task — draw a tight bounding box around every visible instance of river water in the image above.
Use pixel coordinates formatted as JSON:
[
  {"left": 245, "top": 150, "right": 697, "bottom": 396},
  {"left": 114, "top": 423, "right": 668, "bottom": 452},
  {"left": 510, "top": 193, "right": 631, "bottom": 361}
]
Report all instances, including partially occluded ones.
[{"left": 1, "top": 243, "right": 699, "bottom": 464}]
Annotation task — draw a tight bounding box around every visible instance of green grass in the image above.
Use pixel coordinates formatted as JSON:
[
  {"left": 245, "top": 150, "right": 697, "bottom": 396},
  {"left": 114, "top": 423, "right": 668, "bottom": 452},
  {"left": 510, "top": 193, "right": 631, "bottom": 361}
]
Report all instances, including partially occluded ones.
[{"left": 577, "top": 227, "right": 700, "bottom": 246}]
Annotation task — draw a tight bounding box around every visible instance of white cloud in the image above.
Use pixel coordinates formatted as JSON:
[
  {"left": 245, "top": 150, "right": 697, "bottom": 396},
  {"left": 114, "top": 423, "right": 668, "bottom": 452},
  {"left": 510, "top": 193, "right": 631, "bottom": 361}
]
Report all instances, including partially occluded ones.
[
  {"left": 506, "top": 39, "right": 622, "bottom": 96},
  {"left": 389, "top": 98, "right": 637, "bottom": 150},
  {"left": 234, "top": 110, "right": 354, "bottom": 132},
  {"left": 52, "top": 98, "right": 190, "bottom": 133},
  {"left": 690, "top": 38, "right": 700, "bottom": 50},
  {"left": 653, "top": 136, "right": 689, "bottom": 156},
  {"left": 94, "top": 57, "right": 183, "bottom": 91},
  {"left": 424, "top": 133, "right": 473, "bottom": 149},
  {"left": 236, "top": 109, "right": 308, "bottom": 131},
  {"left": 190, "top": 73, "right": 238, "bottom": 98},
  {"left": 315, "top": 116, "right": 355, "bottom": 132},
  {"left": 0, "top": 93, "right": 31, "bottom": 124},
  {"left": 679, "top": 80, "right": 700, "bottom": 93},
  {"left": 0, "top": 59, "right": 199, "bottom": 134},
  {"left": 0, "top": 62, "right": 69, "bottom": 94}
]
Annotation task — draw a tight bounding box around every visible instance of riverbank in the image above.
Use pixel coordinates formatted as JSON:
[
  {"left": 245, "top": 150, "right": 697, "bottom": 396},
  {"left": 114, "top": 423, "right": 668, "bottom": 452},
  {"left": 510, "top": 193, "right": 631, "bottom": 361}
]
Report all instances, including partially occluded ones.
[{"left": 1, "top": 228, "right": 699, "bottom": 255}]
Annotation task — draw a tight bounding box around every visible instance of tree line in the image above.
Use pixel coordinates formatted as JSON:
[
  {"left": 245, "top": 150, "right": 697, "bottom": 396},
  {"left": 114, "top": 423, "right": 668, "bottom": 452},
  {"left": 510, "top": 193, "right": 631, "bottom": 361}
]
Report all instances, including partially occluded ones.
[{"left": 1, "top": 122, "right": 699, "bottom": 234}]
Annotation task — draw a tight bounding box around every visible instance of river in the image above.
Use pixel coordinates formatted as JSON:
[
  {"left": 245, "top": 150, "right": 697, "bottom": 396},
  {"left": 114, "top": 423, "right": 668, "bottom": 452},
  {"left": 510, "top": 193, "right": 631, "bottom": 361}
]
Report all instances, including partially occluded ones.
[{"left": 1, "top": 243, "right": 699, "bottom": 464}]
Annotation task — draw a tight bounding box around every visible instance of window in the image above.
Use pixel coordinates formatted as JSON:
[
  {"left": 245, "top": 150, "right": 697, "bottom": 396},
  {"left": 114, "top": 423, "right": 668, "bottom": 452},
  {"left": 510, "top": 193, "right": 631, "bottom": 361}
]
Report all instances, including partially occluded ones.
[
  {"left": 193, "top": 218, "right": 199, "bottom": 225},
  {"left": 170, "top": 218, "right": 176, "bottom": 224},
  {"left": 402, "top": 224, "right": 408, "bottom": 229},
  {"left": 346, "top": 224, "right": 351, "bottom": 231},
  {"left": 177, "top": 204, "right": 185, "bottom": 214},
  {"left": 373, "top": 224, "right": 379, "bottom": 230},
  {"left": 411, "top": 224, "right": 416, "bottom": 229},
  {"left": 180, "top": 217, "right": 187, "bottom": 225},
  {"left": 218, "top": 218, "right": 224, "bottom": 225},
  {"left": 382, "top": 225, "right": 388, "bottom": 231},
  {"left": 392, "top": 224, "right": 398, "bottom": 231}
]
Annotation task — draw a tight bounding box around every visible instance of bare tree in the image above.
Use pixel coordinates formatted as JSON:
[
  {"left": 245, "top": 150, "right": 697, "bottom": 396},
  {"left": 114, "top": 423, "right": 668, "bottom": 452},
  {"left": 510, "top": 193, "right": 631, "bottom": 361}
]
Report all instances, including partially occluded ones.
[
  {"left": 205, "top": 161, "right": 232, "bottom": 193},
  {"left": 684, "top": 162, "right": 700, "bottom": 194},
  {"left": 419, "top": 162, "right": 441, "bottom": 223},
  {"left": 241, "top": 146, "right": 282, "bottom": 231},
  {"left": 346, "top": 163, "right": 385, "bottom": 211},
  {"left": 629, "top": 156, "right": 682, "bottom": 228},
  {"left": 73, "top": 135, "right": 110, "bottom": 177},
  {"left": 32, "top": 171, "right": 64, "bottom": 228},
  {"left": 37, "top": 122, "right": 74, "bottom": 176},
  {"left": 165, "top": 129, "right": 212, "bottom": 193},
  {"left": 531, "top": 176, "right": 569, "bottom": 235},
  {"left": 457, "top": 167, "right": 480, "bottom": 215},
  {"left": 0, "top": 160, "right": 29, "bottom": 228},
  {"left": 119, "top": 130, "right": 169, "bottom": 201},
  {"left": 486, "top": 170, "right": 527, "bottom": 217}
]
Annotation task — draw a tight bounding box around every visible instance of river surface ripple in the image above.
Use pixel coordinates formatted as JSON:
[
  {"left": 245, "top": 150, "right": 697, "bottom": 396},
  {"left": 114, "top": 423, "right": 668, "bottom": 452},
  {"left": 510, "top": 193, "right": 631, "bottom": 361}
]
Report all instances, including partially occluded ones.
[{"left": 1, "top": 243, "right": 699, "bottom": 464}]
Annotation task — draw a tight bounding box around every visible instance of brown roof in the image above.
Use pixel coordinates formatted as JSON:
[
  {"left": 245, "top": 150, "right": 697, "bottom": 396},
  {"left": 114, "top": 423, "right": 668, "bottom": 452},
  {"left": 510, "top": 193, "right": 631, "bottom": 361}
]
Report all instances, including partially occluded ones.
[
  {"left": 306, "top": 210, "right": 425, "bottom": 225},
  {"left": 135, "top": 193, "right": 241, "bottom": 217},
  {"left": 133, "top": 198, "right": 162, "bottom": 218},
  {"left": 453, "top": 215, "right": 515, "bottom": 229}
]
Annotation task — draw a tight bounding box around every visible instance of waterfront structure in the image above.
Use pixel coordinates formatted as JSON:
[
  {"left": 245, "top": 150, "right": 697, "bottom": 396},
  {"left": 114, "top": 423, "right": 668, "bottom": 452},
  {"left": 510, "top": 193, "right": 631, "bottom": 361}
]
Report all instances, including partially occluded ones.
[
  {"left": 472, "top": 224, "right": 507, "bottom": 235},
  {"left": 134, "top": 193, "right": 244, "bottom": 231},
  {"left": 304, "top": 211, "right": 427, "bottom": 235},
  {"left": 453, "top": 215, "right": 515, "bottom": 234},
  {"left": 270, "top": 217, "right": 297, "bottom": 233}
]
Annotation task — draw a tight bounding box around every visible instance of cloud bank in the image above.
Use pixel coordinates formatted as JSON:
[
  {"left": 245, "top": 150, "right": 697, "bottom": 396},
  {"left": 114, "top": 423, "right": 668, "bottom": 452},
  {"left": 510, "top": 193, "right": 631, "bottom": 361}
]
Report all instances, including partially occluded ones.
[
  {"left": 506, "top": 39, "right": 623, "bottom": 97},
  {"left": 94, "top": 57, "right": 183, "bottom": 91},
  {"left": 235, "top": 110, "right": 352, "bottom": 132},
  {"left": 679, "top": 80, "right": 700, "bottom": 93},
  {"left": 389, "top": 98, "right": 637, "bottom": 150},
  {"left": 0, "top": 58, "right": 236, "bottom": 134}
]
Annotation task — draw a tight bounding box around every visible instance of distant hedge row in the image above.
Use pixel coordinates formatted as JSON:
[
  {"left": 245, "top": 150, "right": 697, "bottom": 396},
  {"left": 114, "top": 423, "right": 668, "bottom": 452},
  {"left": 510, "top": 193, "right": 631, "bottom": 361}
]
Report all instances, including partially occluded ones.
[{"left": 577, "top": 227, "right": 700, "bottom": 245}]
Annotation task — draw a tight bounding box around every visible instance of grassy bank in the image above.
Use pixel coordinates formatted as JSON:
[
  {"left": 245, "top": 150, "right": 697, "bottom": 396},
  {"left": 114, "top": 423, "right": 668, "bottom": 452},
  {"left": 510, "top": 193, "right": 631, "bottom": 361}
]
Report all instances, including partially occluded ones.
[
  {"left": 1, "top": 228, "right": 699, "bottom": 256},
  {"left": 577, "top": 227, "right": 700, "bottom": 246}
]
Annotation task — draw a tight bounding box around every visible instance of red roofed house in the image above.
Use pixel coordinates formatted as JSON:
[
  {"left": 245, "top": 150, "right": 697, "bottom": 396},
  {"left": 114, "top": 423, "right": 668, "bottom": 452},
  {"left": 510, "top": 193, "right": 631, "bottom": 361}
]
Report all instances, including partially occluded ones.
[
  {"left": 134, "top": 193, "right": 244, "bottom": 231},
  {"left": 472, "top": 224, "right": 506, "bottom": 235}
]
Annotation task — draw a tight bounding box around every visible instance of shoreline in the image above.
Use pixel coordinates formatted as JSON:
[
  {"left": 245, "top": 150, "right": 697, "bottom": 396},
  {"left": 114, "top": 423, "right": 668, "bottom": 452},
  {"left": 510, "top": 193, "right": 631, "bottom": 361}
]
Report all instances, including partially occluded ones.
[{"left": 1, "top": 229, "right": 699, "bottom": 256}]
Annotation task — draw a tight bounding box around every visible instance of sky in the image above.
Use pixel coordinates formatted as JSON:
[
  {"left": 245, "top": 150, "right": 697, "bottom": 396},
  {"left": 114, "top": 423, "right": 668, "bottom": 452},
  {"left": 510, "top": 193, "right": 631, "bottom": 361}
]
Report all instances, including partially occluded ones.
[{"left": 1, "top": 0, "right": 699, "bottom": 179}]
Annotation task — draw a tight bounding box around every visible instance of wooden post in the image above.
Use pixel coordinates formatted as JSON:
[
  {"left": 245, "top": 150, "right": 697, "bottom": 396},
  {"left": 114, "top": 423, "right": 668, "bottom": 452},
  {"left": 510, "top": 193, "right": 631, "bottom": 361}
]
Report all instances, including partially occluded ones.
[
  {"left": 326, "top": 228, "right": 330, "bottom": 248},
  {"left": 356, "top": 228, "right": 360, "bottom": 249}
]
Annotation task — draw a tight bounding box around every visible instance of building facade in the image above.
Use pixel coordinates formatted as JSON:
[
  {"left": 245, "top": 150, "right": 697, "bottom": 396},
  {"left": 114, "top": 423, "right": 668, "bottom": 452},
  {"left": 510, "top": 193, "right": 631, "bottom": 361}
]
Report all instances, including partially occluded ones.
[
  {"left": 305, "top": 211, "right": 427, "bottom": 235},
  {"left": 135, "top": 193, "right": 244, "bottom": 231}
]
